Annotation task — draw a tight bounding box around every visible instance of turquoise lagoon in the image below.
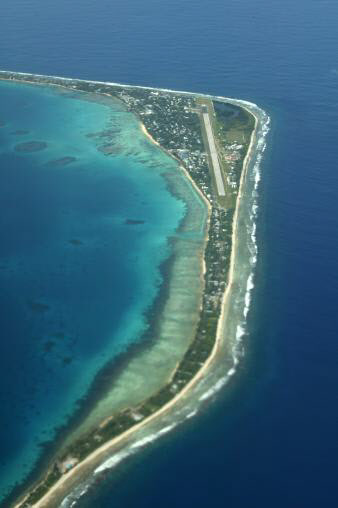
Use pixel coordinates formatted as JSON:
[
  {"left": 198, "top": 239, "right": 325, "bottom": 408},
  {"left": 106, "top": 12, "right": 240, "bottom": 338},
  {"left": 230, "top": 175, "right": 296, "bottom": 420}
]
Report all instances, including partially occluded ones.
[{"left": 0, "top": 81, "right": 207, "bottom": 500}]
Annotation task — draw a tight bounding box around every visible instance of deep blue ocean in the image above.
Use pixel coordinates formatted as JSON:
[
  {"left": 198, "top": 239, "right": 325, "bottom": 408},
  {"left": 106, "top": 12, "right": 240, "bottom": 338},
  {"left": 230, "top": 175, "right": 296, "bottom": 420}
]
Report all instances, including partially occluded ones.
[{"left": 1, "top": 0, "right": 338, "bottom": 506}]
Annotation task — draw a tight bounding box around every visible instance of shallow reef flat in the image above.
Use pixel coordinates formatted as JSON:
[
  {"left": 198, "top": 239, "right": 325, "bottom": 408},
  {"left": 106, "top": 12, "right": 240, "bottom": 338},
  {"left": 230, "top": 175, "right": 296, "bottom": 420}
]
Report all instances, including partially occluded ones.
[
  {"left": 0, "top": 77, "right": 187, "bottom": 503},
  {"left": 0, "top": 71, "right": 269, "bottom": 508}
]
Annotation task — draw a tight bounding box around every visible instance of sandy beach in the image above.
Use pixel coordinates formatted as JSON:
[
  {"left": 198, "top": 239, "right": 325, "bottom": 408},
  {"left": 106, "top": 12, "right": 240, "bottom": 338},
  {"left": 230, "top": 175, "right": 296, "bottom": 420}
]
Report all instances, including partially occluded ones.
[
  {"left": 140, "top": 121, "right": 212, "bottom": 287},
  {"left": 14, "top": 104, "right": 258, "bottom": 508}
]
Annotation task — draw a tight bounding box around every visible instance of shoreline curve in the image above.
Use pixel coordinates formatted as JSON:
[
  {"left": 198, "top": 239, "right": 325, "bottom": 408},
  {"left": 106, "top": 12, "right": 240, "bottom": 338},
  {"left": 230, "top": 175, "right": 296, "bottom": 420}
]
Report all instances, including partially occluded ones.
[
  {"left": 0, "top": 72, "right": 268, "bottom": 507},
  {"left": 13, "top": 99, "right": 259, "bottom": 508}
]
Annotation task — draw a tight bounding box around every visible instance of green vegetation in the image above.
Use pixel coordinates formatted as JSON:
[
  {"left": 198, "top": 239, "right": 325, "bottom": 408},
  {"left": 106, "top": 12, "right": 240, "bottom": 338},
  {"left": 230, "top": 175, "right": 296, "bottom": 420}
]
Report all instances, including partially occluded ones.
[
  {"left": 196, "top": 97, "right": 254, "bottom": 209},
  {"left": 23, "top": 465, "right": 61, "bottom": 506},
  {"left": 0, "top": 72, "right": 255, "bottom": 508}
]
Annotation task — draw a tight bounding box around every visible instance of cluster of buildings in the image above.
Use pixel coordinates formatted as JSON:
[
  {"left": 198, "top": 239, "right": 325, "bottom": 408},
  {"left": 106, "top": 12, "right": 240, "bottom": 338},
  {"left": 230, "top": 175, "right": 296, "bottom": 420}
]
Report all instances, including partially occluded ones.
[{"left": 2, "top": 72, "right": 251, "bottom": 508}]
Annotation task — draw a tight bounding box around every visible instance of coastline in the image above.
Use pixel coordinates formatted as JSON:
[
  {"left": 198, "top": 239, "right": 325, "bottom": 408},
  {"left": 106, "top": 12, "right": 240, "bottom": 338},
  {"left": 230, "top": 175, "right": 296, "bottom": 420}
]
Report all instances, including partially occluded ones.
[
  {"left": 13, "top": 103, "right": 259, "bottom": 508},
  {"left": 0, "top": 79, "right": 207, "bottom": 507},
  {"left": 0, "top": 71, "right": 266, "bottom": 507},
  {"left": 140, "top": 121, "right": 211, "bottom": 287}
]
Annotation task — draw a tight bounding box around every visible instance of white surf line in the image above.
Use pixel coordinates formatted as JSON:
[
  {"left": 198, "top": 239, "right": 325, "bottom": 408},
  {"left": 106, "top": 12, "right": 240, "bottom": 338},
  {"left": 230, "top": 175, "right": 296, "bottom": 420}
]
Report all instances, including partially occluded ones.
[
  {"left": 0, "top": 71, "right": 267, "bottom": 124},
  {"left": 202, "top": 111, "right": 225, "bottom": 196},
  {"left": 4, "top": 70, "right": 267, "bottom": 508}
]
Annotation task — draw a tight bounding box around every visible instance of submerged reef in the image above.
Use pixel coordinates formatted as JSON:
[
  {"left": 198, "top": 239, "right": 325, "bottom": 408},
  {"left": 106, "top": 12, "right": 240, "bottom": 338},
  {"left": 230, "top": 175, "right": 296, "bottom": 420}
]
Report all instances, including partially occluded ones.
[
  {"left": 14, "top": 141, "right": 47, "bottom": 152},
  {"left": 45, "top": 156, "right": 77, "bottom": 167},
  {"left": 0, "top": 70, "right": 257, "bottom": 508}
]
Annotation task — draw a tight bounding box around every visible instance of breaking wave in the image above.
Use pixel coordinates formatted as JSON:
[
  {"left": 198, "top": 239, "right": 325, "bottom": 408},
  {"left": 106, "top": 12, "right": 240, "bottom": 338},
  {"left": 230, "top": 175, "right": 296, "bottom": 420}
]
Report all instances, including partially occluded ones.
[{"left": 58, "top": 90, "right": 270, "bottom": 507}]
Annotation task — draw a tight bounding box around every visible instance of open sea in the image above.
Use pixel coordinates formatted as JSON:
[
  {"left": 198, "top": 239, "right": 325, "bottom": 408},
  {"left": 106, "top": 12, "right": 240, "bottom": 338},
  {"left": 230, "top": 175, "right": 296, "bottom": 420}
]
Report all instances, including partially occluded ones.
[{"left": 1, "top": 0, "right": 338, "bottom": 506}]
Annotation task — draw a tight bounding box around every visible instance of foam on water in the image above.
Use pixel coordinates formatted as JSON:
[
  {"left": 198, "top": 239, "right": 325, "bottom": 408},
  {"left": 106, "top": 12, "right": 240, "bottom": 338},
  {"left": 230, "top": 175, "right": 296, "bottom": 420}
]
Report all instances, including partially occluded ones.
[
  {"left": 61, "top": 484, "right": 90, "bottom": 508},
  {"left": 69, "top": 420, "right": 178, "bottom": 499},
  {"left": 56, "top": 88, "right": 270, "bottom": 507},
  {"left": 198, "top": 375, "right": 231, "bottom": 402},
  {"left": 131, "top": 423, "right": 178, "bottom": 450},
  {"left": 236, "top": 325, "right": 246, "bottom": 340},
  {"left": 94, "top": 450, "right": 131, "bottom": 474},
  {"left": 185, "top": 409, "right": 198, "bottom": 419}
]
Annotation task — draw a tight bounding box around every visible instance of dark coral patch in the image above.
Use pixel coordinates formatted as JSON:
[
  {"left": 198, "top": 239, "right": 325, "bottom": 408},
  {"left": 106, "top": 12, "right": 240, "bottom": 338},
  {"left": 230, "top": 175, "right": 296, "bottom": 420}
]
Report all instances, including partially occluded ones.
[
  {"left": 69, "top": 239, "right": 83, "bottom": 246},
  {"left": 15, "top": 141, "right": 47, "bottom": 152},
  {"left": 46, "top": 156, "right": 77, "bottom": 167},
  {"left": 98, "top": 143, "right": 124, "bottom": 155},
  {"left": 62, "top": 356, "right": 73, "bottom": 366},
  {"left": 43, "top": 341, "right": 56, "bottom": 353},
  {"left": 125, "top": 219, "right": 145, "bottom": 225},
  {"left": 27, "top": 300, "right": 50, "bottom": 313}
]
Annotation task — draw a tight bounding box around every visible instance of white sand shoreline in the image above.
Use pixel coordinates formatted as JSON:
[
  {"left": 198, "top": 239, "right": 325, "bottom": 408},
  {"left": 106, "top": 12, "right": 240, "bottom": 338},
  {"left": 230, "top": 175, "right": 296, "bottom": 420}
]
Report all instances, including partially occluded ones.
[
  {"left": 140, "top": 122, "right": 211, "bottom": 288},
  {"left": 8, "top": 77, "right": 260, "bottom": 507}
]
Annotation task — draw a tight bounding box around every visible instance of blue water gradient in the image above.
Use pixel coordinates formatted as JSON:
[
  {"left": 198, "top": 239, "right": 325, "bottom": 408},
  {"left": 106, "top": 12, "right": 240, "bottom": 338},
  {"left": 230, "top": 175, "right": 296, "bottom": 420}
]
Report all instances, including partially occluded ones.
[
  {"left": 1, "top": 0, "right": 338, "bottom": 506},
  {"left": 0, "top": 81, "right": 185, "bottom": 498}
]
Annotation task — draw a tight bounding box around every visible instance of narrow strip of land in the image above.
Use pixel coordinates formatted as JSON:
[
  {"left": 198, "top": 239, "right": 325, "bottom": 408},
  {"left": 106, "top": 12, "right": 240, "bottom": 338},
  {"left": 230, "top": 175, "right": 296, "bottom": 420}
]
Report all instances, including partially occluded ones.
[
  {"left": 202, "top": 110, "right": 225, "bottom": 196},
  {"left": 1, "top": 72, "right": 259, "bottom": 508}
]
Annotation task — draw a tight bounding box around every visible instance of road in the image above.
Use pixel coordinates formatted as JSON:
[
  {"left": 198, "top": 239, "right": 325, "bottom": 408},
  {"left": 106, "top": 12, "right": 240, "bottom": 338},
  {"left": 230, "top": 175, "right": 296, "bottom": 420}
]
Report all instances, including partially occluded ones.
[{"left": 202, "top": 110, "right": 225, "bottom": 196}]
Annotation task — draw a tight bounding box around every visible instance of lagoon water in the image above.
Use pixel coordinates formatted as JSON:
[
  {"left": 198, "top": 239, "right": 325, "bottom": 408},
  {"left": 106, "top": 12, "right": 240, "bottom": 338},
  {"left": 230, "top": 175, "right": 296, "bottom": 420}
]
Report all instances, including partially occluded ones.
[
  {"left": 0, "top": 81, "right": 189, "bottom": 499},
  {"left": 1, "top": 0, "right": 338, "bottom": 506}
]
